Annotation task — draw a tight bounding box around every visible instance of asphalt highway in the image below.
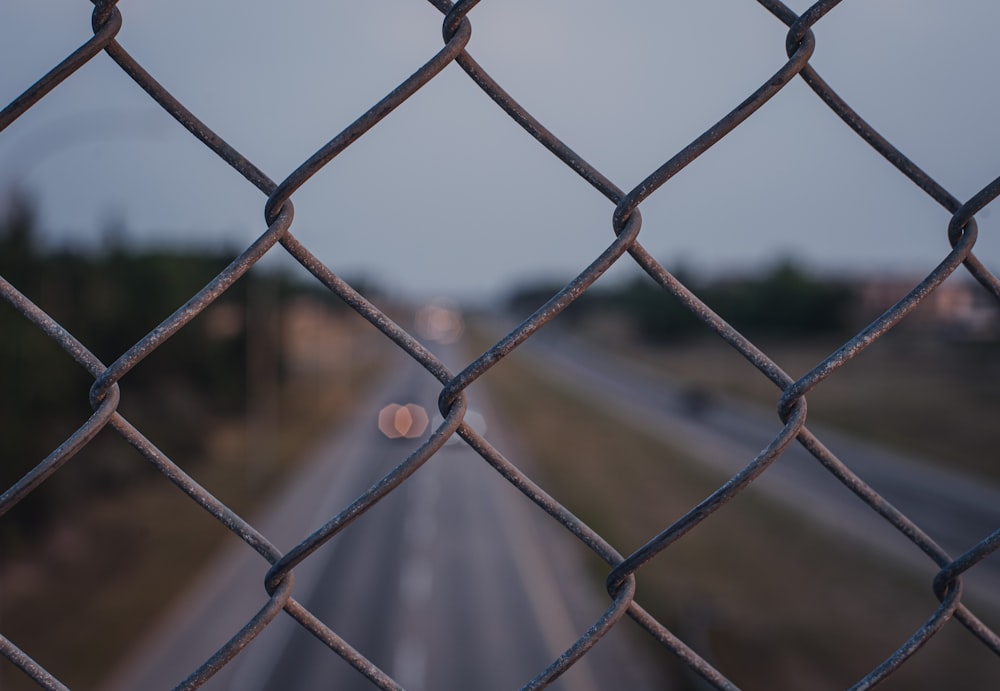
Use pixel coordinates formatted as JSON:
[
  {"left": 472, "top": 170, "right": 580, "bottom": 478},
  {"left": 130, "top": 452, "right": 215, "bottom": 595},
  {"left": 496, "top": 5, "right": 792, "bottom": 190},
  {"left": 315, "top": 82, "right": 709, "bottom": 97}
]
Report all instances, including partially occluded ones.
[
  {"left": 103, "top": 348, "right": 666, "bottom": 691},
  {"left": 104, "top": 324, "right": 1000, "bottom": 690}
]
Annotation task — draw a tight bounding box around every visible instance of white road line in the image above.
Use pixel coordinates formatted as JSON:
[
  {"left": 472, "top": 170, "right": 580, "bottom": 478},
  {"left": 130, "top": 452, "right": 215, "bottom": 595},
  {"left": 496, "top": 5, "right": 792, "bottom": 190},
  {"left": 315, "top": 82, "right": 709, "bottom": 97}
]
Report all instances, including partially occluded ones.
[
  {"left": 472, "top": 400, "right": 605, "bottom": 691},
  {"left": 399, "top": 554, "right": 435, "bottom": 609},
  {"left": 222, "top": 367, "right": 415, "bottom": 691},
  {"left": 392, "top": 635, "right": 429, "bottom": 691},
  {"left": 392, "top": 462, "right": 440, "bottom": 691}
]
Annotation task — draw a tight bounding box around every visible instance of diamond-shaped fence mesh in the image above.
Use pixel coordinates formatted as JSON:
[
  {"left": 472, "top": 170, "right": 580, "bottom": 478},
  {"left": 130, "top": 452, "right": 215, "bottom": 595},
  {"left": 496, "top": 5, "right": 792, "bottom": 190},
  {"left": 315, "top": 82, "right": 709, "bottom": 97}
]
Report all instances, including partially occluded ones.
[{"left": 2, "top": 1, "right": 999, "bottom": 689}]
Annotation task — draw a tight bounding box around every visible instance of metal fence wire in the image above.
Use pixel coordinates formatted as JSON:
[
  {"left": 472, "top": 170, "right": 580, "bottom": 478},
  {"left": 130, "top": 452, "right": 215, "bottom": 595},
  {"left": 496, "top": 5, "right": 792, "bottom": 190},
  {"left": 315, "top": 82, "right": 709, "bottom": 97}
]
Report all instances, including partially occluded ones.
[{"left": 2, "top": 0, "right": 1000, "bottom": 689}]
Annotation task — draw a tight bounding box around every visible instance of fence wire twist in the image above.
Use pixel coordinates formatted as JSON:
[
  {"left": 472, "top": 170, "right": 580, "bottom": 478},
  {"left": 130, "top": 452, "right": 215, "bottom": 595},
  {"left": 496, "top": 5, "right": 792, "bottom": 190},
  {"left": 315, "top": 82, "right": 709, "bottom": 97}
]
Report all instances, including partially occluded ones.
[{"left": 2, "top": 0, "right": 1000, "bottom": 689}]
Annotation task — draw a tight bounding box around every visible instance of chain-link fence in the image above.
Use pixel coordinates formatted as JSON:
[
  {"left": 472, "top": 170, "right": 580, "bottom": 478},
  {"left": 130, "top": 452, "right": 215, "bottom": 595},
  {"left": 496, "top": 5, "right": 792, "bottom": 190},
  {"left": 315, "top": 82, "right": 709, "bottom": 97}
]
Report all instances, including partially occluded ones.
[{"left": 2, "top": 1, "right": 1000, "bottom": 689}]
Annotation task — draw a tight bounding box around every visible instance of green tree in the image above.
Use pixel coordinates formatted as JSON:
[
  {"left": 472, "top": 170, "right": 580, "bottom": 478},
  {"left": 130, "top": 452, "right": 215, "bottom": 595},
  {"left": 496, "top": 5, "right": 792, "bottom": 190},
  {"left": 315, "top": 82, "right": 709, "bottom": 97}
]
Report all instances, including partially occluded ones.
[{"left": 0, "top": 196, "right": 288, "bottom": 543}]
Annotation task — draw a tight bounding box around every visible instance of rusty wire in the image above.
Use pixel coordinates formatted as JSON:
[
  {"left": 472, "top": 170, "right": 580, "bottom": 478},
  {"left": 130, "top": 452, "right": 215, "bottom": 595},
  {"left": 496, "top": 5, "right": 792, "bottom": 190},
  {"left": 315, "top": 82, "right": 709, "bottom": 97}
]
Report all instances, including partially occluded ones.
[{"left": 2, "top": 0, "right": 999, "bottom": 689}]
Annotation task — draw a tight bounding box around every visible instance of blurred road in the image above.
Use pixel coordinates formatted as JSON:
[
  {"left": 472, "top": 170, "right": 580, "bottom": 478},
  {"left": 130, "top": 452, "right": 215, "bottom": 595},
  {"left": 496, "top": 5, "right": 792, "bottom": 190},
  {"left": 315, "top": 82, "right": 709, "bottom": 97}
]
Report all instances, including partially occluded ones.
[
  {"left": 522, "top": 329, "right": 1000, "bottom": 611},
  {"left": 103, "top": 322, "right": 1000, "bottom": 691},
  {"left": 103, "top": 348, "right": 666, "bottom": 691}
]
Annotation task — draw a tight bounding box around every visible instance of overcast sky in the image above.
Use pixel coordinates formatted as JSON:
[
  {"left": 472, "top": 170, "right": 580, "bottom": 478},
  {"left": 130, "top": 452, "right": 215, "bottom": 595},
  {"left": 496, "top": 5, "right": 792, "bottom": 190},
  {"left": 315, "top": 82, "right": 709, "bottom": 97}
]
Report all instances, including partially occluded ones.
[{"left": 1, "top": 1, "right": 998, "bottom": 302}]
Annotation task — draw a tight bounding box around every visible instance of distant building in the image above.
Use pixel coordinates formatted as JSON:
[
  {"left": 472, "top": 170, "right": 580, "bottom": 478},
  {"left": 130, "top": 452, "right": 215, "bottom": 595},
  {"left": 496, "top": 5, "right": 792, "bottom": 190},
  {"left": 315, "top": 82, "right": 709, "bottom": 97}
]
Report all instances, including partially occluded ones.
[{"left": 857, "top": 276, "right": 1000, "bottom": 341}]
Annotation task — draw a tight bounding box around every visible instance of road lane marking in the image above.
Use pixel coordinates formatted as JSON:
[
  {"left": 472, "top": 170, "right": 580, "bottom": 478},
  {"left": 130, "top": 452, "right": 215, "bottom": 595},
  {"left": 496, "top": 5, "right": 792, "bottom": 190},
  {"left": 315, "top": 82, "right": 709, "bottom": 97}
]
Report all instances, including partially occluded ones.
[
  {"left": 392, "top": 635, "right": 429, "bottom": 691},
  {"left": 399, "top": 554, "right": 435, "bottom": 608},
  {"left": 392, "top": 463, "right": 441, "bottom": 691},
  {"left": 225, "top": 365, "right": 426, "bottom": 691}
]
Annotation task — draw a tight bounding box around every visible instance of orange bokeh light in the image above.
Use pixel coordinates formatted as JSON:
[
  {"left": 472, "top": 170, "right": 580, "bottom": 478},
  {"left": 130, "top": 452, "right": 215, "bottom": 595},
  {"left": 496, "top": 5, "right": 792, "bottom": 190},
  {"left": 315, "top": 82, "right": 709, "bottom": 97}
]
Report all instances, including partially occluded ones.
[{"left": 378, "top": 403, "right": 430, "bottom": 439}]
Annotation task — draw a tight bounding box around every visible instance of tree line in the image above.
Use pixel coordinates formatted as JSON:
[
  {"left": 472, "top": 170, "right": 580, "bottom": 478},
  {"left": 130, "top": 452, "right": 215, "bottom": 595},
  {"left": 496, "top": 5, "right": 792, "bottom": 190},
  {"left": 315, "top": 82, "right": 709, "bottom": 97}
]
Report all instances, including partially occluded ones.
[
  {"left": 507, "top": 262, "right": 857, "bottom": 343},
  {"left": 0, "top": 195, "right": 307, "bottom": 545}
]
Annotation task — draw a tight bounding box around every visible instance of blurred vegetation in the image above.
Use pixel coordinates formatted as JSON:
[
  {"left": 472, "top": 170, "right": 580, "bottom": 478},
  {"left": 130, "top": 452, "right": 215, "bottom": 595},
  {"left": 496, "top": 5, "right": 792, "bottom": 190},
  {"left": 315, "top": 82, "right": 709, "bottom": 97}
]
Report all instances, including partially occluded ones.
[
  {"left": 0, "top": 194, "right": 391, "bottom": 689},
  {"left": 0, "top": 192, "right": 341, "bottom": 548},
  {"left": 507, "top": 261, "right": 856, "bottom": 343}
]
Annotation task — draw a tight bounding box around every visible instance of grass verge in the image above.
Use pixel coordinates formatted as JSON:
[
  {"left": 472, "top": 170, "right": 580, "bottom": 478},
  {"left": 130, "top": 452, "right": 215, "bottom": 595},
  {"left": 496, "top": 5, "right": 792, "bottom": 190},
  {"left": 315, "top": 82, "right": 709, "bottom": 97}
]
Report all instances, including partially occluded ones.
[
  {"left": 479, "top": 349, "right": 1000, "bottom": 690},
  {"left": 0, "top": 323, "right": 386, "bottom": 690}
]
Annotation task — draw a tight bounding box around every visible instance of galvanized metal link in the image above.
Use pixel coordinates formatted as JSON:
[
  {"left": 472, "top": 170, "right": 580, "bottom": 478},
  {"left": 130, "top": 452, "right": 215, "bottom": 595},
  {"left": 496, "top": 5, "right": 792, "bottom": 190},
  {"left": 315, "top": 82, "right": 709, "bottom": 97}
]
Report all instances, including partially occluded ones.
[{"left": 1, "top": 0, "right": 998, "bottom": 689}]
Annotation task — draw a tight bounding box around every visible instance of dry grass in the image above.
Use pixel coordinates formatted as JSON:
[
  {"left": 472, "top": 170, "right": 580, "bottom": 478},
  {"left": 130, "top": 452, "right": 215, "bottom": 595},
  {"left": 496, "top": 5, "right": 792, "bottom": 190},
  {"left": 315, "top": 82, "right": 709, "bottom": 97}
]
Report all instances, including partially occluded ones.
[
  {"left": 478, "top": 349, "right": 1000, "bottom": 690},
  {"left": 0, "top": 321, "right": 386, "bottom": 690}
]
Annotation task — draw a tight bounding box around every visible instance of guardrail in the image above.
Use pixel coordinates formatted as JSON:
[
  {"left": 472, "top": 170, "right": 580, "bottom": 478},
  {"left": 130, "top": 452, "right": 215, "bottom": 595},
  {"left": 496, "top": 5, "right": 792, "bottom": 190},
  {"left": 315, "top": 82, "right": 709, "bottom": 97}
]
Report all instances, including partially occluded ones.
[{"left": 2, "top": 1, "right": 998, "bottom": 689}]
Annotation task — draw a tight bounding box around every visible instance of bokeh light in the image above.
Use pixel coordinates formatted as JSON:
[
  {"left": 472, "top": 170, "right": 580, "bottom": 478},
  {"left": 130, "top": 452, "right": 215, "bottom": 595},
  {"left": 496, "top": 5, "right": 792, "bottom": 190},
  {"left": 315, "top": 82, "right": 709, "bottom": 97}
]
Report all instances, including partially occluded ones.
[{"left": 378, "top": 403, "right": 430, "bottom": 439}]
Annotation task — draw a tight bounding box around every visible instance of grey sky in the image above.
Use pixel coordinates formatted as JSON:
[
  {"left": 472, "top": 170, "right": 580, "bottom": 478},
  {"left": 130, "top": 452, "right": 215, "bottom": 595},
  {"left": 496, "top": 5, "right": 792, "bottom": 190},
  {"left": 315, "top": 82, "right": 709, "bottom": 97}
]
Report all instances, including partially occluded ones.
[{"left": 1, "top": 1, "right": 998, "bottom": 301}]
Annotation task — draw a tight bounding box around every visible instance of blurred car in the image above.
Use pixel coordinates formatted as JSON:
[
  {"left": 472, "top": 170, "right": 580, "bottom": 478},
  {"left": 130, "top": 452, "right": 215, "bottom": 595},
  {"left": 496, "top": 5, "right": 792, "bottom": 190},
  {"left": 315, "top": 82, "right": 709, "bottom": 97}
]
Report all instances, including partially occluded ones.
[{"left": 431, "top": 409, "right": 487, "bottom": 447}]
